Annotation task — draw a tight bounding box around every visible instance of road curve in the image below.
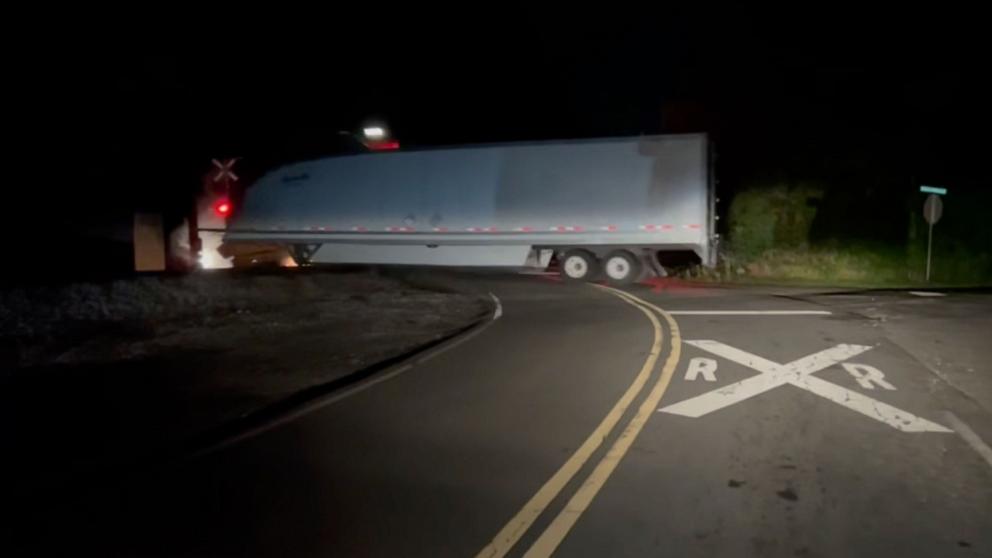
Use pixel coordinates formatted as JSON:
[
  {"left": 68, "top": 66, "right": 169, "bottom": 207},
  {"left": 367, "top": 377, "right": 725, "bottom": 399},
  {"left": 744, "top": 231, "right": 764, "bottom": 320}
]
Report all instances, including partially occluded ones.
[{"left": 10, "top": 273, "right": 992, "bottom": 557}]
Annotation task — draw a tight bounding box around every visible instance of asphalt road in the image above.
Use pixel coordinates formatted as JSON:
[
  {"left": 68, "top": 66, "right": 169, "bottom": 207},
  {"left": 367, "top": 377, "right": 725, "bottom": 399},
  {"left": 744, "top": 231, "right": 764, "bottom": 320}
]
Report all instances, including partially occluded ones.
[{"left": 9, "top": 273, "right": 992, "bottom": 557}]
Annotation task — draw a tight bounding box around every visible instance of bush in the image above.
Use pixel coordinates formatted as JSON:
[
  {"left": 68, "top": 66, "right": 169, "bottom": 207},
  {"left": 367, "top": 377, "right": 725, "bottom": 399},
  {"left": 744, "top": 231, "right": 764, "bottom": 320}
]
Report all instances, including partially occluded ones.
[
  {"left": 727, "top": 184, "right": 822, "bottom": 256},
  {"left": 719, "top": 182, "right": 992, "bottom": 286}
]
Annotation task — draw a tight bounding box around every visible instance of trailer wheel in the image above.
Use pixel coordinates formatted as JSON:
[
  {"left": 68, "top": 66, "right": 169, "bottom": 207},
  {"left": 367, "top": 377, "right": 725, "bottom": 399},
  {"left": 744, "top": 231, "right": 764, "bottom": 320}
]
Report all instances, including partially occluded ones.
[
  {"left": 603, "top": 250, "right": 641, "bottom": 285},
  {"left": 561, "top": 249, "right": 599, "bottom": 282}
]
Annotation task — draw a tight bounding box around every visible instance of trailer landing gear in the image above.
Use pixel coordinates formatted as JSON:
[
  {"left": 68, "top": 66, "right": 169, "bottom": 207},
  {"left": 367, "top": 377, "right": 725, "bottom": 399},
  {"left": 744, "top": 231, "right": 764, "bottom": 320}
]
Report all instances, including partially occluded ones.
[{"left": 289, "top": 244, "right": 319, "bottom": 266}]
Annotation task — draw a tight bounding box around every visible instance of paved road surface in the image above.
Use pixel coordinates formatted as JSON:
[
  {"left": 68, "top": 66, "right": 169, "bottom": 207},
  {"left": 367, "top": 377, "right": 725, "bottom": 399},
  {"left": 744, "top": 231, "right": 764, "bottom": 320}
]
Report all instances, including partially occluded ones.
[{"left": 9, "top": 274, "right": 992, "bottom": 557}]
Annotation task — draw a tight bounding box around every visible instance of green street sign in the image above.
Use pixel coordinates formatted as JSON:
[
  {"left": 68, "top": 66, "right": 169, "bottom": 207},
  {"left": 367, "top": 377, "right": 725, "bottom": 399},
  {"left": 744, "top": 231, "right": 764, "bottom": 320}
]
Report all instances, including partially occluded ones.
[{"left": 920, "top": 185, "right": 947, "bottom": 195}]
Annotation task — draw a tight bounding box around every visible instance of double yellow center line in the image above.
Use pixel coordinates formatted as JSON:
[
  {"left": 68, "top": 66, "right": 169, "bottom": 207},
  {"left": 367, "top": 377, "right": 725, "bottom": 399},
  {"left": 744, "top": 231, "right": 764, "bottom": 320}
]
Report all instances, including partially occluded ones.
[{"left": 476, "top": 285, "right": 682, "bottom": 558}]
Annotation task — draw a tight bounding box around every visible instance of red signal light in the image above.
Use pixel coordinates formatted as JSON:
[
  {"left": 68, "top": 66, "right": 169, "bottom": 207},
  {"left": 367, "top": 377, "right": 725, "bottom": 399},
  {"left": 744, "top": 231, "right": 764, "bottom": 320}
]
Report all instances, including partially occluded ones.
[{"left": 213, "top": 198, "right": 232, "bottom": 218}]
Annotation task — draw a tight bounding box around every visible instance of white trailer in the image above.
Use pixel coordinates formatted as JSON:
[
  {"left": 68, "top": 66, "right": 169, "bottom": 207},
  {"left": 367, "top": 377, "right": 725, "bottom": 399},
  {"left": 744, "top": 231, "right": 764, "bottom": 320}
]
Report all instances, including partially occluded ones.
[{"left": 223, "top": 133, "right": 715, "bottom": 283}]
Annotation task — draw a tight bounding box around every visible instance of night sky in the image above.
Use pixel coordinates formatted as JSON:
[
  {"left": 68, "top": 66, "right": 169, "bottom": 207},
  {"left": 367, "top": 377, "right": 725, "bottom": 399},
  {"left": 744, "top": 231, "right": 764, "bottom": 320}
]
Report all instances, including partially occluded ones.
[{"left": 14, "top": 8, "right": 991, "bottom": 276}]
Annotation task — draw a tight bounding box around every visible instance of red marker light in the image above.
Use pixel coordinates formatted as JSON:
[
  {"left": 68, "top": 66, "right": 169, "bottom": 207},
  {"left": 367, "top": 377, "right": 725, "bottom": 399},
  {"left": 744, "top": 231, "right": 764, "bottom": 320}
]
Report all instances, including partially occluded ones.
[
  {"left": 213, "top": 198, "right": 232, "bottom": 218},
  {"left": 368, "top": 140, "right": 400, "bottom": 151}
]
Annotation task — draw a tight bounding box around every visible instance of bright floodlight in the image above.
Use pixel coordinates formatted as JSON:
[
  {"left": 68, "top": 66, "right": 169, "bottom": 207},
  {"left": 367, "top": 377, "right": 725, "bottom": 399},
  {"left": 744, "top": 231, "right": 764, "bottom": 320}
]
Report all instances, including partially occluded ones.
[{"left": 362, "top": 126, "right": 387, "bottom": 140}]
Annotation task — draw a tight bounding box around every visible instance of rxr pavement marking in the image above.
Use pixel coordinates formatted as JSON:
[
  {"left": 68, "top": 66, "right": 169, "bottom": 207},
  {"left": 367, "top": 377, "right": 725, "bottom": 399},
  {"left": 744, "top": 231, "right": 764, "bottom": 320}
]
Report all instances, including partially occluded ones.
[{"left": 659, "top": 340, "right": 951, "bottom": 433}]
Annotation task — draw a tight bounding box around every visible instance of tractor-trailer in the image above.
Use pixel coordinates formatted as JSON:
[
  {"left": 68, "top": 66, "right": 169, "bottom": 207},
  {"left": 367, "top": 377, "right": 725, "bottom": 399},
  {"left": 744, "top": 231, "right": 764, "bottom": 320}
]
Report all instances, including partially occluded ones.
[{"left": 223, "top": 133, "right": 715, "bottom": 283}]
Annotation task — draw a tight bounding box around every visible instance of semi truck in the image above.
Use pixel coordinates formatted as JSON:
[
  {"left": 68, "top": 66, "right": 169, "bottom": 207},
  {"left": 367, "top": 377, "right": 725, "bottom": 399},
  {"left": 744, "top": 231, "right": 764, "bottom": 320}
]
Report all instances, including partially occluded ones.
[{"left": 222, "top": 133, "right": 716, "bottom": 284}]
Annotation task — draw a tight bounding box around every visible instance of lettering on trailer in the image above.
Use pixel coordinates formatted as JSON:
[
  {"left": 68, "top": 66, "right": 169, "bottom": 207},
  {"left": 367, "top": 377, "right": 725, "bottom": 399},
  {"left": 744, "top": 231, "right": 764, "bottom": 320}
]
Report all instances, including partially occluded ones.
[{"left": 659, "top": 340, "right": 951, "bottom": 433}]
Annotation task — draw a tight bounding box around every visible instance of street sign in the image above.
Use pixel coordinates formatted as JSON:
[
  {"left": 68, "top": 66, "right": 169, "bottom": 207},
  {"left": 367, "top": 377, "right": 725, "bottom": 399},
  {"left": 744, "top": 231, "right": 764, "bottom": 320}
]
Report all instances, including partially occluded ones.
[
  {"left": 920, "top": 185, "right": 947, "bottom": 195},
  {"left": 923, "top": 194, "right": 943, "bottom": 225}
]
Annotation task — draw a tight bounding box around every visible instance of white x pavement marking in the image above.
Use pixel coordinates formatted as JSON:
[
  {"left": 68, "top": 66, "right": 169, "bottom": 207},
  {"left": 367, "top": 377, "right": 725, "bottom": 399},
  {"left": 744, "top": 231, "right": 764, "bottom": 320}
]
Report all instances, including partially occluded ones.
[{"left": 659, "top": 340, "right": 951, "bottom": 433}]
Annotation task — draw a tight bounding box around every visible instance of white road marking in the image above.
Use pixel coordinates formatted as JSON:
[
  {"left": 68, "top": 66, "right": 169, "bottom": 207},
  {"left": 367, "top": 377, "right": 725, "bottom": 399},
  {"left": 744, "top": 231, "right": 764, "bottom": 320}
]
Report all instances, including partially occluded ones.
[
  {"left": 909, "top": 291, "right": 946, "bottom": 297},
  {"left": 659, "top": 340, "right": 952, "bottom": 433},
  {"left": 184, "top": 293, "right": 504, "bottom": 463},
  {"left": 666, "top": 310, "right": 832, "bottom": 316},
  {"left": 684, "top": 357, "right": 718, "bottom": 382},
  {"left": 842, "top": 363, "right": 896, "bottom": 390},
  {"left": 660, "top": 341, "right": 868, "bottom": 417},
  {"left": 943, "top": 412, "right": 992, "bottom": 470},
  {"left": 490, "top": 292, "right": 503, "bottom": 320},
  {"left": 793, "top": 375, "right": 949, "bottom": 432}
]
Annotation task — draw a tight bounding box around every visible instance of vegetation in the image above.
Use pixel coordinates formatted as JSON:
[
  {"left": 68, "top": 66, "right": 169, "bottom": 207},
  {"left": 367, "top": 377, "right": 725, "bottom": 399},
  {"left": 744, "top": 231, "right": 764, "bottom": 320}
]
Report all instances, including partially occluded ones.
[{"left": 687, "top": 182, "right": 992, "bottom": 286}]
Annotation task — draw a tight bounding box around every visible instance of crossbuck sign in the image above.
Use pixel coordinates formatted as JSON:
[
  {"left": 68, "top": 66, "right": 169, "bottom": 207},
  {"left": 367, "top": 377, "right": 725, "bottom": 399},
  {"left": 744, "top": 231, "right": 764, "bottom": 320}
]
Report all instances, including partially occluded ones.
[
  {"left": 211, "top": 158, "right": 239, "bottom": 183},
  {"left": 659, "top": 340, "right": 951, "bottom": 433}
]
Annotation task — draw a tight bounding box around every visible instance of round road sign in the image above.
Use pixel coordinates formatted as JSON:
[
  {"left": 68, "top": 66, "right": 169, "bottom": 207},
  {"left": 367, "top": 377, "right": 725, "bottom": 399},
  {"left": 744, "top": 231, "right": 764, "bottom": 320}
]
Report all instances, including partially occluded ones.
[{"left": 923, "top": 194, "right": 943, "bottom": 225}]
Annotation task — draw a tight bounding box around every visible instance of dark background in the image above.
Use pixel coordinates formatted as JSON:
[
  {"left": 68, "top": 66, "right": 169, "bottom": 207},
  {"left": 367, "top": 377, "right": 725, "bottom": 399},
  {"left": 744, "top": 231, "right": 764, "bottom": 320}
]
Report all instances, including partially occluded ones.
[{"left": 11, "top": 7, "right": 991, "bottom": 281}]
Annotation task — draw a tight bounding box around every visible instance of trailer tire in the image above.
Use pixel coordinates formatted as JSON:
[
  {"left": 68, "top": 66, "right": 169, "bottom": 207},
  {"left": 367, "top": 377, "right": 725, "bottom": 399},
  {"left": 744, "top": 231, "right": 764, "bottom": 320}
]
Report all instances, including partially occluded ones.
[
  {"left": 603, "top": 250, "right": 641, "bottom": 285},
  {"left": 561, "top": 249, "right": 599, "bottom": 282}
]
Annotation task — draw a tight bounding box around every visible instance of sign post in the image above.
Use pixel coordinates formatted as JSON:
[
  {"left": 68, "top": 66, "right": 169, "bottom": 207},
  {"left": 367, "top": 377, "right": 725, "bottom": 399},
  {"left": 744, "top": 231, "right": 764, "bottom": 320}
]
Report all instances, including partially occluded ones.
[{"left": 920, "top": 186, "right": 945, "bottom": 282}]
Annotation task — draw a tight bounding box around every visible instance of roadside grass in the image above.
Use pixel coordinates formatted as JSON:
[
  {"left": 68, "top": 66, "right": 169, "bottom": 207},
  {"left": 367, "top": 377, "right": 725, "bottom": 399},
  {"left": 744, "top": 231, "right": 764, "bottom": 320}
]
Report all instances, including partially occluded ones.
[
  {"left": 714, "top": 183, "right": 992, "bottom": 288},
  {"left": 676, "top": 246, "right": 992, "bottom": 289}
]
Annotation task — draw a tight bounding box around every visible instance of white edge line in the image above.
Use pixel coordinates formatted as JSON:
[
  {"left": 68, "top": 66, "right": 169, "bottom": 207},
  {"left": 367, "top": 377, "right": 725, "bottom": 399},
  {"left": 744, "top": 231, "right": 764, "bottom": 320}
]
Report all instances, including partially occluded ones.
[
  {"left": 666, "top": 310, "right": 832, "bottom": 316},
  {"left": 490, "top": 292, "right": 503, "bottom": 320},
  {"left": 184, "top": 295, "right": 503, "bottom": 462},
  {"left": 943, "top": 411, "right": 992, "bottom": 470}
]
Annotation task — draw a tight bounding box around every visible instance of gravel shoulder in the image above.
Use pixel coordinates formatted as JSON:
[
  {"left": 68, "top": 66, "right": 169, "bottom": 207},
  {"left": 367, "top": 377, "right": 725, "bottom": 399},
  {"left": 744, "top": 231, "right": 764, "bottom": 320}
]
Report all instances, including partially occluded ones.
[{"left": 0, "top": 268, "right": 491, "bottom": 470}]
